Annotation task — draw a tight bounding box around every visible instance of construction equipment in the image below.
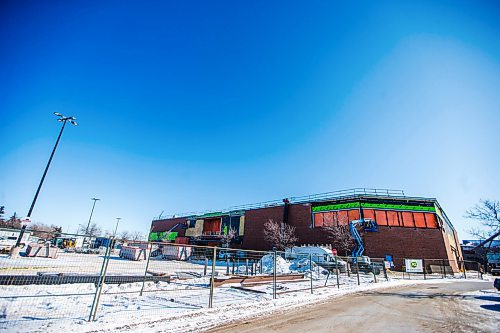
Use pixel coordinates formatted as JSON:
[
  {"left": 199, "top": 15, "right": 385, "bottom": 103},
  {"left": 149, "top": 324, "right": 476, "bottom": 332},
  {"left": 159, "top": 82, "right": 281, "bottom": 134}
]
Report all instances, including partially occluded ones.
[
  {"left": 349, "top": 218, "right": 381, "bottom": 274},
  {"left": 471, "top": 230, "right": 500, "bottom": 274}
]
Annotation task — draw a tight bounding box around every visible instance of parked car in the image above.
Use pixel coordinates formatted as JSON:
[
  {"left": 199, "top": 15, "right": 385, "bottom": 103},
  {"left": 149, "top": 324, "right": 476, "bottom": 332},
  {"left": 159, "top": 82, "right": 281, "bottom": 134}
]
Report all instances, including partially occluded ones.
[{"left": 347, "top": 256, "right": 382, "bottom": 275}]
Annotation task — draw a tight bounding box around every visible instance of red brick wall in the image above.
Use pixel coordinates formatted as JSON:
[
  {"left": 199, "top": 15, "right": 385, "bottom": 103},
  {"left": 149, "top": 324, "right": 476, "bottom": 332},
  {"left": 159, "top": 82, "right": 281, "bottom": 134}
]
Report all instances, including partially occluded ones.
[
  {"left": 240, "top": 204, "right": 453, "bottom": 266},
  {"left": 363, "top": 226, "right": 450, "bottom": 269},
  {"left": 150, "top": 217, "right": 187, "bottom": 237},
  {"left": 241, "top": 206, "right": 283, "bottom": 250}
]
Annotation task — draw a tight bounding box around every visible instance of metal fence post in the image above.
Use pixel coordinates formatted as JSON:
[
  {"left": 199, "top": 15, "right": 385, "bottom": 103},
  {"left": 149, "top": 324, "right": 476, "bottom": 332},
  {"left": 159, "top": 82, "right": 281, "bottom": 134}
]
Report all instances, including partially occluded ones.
[
  {"left": 273, "top": 251, "right": 277, "bottom": 299},
  {"left": 209, "top": 247, "right": 217, "bottom": 308},
  {"left": 140, "top": 242, "right": 153, "bottom": 296},
  {"left": 442, "top": 259, "right": 446, "bottom": 278},
  {"left": 462, "top": 260, "right": 467, "bottom": 279},
  {"left": 204, "top": 257, "right": 208, "bottom": 276},
  {"left": 89, "top": 237, "right": 112, "bottom": 321},
  {"left": 355, "top": 259, "right": 360, "bottom": 286},
  {"left": 372, "top": 263, "right": 377, "bottom": 283},
  {"left": 309, "top": 254, "right": 313, "bottom": 294},
  {"left": 383, "top": 262, "right": 388, "bottom": 281},
  {"left": 335, "top": 256, "right": 340, "bottom": 289},
  {"left": 423, "top": 259, "right": 426, "bottom": 280}
]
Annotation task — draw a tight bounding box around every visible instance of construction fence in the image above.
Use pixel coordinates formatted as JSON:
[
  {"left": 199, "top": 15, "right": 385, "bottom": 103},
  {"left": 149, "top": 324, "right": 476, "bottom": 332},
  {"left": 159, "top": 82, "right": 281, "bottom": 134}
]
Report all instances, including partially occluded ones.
[{"left": 0, "top": 230, "right": 483, "bottom": 329}]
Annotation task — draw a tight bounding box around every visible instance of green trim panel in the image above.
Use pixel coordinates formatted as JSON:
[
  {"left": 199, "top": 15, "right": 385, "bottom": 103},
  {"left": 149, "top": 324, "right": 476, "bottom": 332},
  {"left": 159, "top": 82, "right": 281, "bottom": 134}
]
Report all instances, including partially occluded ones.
[
  {"left": 312, "top": 202, "right": 360, "bottom": 212},
  {"left": 312, "top": 202, "right": 436, "bottom": 213},
  {"left": 149, "top": 231, "right": 178, "bottom": 241}
]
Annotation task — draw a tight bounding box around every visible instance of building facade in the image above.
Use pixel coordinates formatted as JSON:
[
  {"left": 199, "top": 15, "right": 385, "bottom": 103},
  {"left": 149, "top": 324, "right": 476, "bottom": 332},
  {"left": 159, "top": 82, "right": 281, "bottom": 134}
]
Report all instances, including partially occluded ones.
[{"left": 150, "top": 188, "right": 463, "bottom": 271}]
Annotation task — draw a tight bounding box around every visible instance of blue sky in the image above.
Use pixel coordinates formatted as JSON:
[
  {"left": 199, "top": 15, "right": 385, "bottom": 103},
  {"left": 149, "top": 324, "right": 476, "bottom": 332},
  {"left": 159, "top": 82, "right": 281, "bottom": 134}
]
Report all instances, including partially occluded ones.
[{"left": 1, "top": 0, "right": 499, "bottom": 239}]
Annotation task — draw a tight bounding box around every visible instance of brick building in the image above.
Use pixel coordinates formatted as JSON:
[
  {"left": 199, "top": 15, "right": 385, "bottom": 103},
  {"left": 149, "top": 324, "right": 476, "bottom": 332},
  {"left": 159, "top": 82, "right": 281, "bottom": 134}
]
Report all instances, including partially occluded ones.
[{"left": 150, "top": 189, "right": 463, "bottom": 270}]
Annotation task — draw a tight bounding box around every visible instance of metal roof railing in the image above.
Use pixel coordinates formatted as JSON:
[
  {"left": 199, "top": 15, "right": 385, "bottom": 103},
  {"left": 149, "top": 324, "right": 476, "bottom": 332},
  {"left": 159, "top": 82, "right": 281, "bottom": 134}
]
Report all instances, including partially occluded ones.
[{"left": 152, "top": 188, "right": 420, "bottom": 221}]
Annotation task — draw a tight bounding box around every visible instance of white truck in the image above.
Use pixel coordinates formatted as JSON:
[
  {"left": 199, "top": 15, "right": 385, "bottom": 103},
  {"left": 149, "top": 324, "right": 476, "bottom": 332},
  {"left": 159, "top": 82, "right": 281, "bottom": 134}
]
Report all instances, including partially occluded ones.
[
  {"left": 285, "top": 246, "right": 347, "bottom": 273},
  {"left": 0, "top": 229, "right": 32, "bottom": 253}
]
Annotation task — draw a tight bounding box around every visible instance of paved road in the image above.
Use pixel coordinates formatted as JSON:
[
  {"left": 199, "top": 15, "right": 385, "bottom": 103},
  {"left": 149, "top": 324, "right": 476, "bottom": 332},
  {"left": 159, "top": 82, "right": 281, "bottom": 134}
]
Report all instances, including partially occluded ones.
[{"left": 210, "top": 281, "right": 498, "bottom": 333}]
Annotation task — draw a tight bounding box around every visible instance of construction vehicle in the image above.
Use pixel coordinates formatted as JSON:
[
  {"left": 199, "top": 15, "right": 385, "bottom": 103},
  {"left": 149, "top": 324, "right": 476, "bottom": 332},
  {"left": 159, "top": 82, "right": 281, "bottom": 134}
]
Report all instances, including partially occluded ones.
[
  {"left": 285, "top": 246, "right": 348, "bottom": 273},
  {"left": 470, "top": 230, "right": 500, "bottom": 275},
  {"left": 349, "top": 218, "right": 381, "bottom": 274}
]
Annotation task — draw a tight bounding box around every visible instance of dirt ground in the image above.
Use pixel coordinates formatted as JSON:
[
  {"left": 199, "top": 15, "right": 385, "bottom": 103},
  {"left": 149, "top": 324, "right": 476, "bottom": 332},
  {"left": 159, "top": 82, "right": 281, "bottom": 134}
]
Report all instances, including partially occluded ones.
[{"left": 210, "top": 280, "right": 498, "bottom": 333}]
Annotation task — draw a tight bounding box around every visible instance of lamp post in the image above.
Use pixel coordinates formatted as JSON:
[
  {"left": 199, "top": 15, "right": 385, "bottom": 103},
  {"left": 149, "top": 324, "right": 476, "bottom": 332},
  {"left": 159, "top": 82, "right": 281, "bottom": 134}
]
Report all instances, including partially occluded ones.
[
  {"left": 84, "top": 198, "right": 100, "bottom": 246},
  {"left": 11, "top": 113, "right": 77, "bottom": 256},
  {"left": 113, "top": 217, "right": 121, "bottom": 237}
]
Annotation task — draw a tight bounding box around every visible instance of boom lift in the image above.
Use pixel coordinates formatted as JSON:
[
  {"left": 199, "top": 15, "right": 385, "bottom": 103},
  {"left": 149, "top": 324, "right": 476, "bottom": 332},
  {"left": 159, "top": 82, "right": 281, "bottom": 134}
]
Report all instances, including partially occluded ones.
[{"left": 349, "top": 218, "right": 381, "bottom": 274}]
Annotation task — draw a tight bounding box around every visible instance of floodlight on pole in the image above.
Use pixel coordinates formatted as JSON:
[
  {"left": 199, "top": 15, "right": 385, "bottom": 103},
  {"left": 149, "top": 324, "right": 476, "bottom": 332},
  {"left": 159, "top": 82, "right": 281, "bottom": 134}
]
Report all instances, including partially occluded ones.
[
  {"left": 114, "top": 218, "right": 122, "bottom": 237},
  {"left": 11, "top": 113, "right": 77, "bottom": 252},
  {"left": 83, "top": 198, "right": 100, "bottom": 246}
]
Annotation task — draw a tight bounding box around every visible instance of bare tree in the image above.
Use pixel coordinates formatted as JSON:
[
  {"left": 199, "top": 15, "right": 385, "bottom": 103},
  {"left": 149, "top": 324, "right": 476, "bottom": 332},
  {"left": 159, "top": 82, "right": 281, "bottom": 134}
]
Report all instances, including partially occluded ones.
[
  {"left": 29, "top": 223, "right": 62, "bottom": 239},
  {"left": 465, "top": 199, "right": 500, "bottom": 238},
  {"left": 130, "top": 231, "right": 144, "bottom": 241},
  {"left": 77, "top": 223, "right": 102, "bottom": 238},
  {"left": 263, "top": 219, "right": 298, "bottom": 251},
  {"left": 117, "top": 230, "right": 131, "bottom": 242},
  {"left": 220, "top": 227, "right": 237, "bottom": 248},
  {"left": 322, "top": 225, "right": 355, "bottom": 256}
]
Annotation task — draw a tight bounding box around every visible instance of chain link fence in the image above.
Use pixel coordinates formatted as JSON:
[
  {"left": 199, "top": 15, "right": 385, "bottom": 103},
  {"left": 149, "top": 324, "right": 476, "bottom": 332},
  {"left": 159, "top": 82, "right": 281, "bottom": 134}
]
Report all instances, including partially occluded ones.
[{"left": 0, "top": 229, "right": 484, "bottom": 330}]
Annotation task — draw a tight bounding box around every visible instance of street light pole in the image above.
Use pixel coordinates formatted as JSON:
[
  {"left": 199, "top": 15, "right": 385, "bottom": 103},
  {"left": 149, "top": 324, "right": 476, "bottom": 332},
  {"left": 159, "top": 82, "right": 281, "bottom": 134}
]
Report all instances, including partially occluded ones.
[
  {"left": 11, "top": 113, "right": 77, "bottom": 254},
  {"left": 113, "top": 218, "right": 121, "bottom": 237},
  {"left": 84, "top": 198, "right": 100, "bottom": 245}
]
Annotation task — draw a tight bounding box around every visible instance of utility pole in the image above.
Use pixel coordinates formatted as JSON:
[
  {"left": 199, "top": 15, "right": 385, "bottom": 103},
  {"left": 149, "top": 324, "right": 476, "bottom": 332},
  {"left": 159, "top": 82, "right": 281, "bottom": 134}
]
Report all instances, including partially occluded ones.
[
  {"left": 113, "top": 217, "right": 121, "bottom": 237},
  {"left": 84, "top": 198, "right": 100, "bottom": 246},
  {"left": 10, "top": 113, "right": 77, "bottom": 257}
]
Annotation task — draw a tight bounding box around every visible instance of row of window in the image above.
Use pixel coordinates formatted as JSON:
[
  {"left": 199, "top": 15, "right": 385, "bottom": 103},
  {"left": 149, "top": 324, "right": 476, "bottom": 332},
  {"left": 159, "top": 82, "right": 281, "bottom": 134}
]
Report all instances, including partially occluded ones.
[{"left": 313, "top": 209, "right": 439, "bottom": 229}]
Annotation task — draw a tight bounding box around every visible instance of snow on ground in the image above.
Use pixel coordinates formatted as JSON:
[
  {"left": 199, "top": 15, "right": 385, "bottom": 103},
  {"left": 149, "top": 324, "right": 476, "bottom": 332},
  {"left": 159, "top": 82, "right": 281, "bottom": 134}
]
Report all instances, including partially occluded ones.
[
  {"left": 0, "top": 252, "right": 489, "bottom": 333},
  {"left": 457, "top": 288, "right": 500, "bottom": 332},
  {"left": 0, "top": 274, "right": 480, "bottom": 333}
]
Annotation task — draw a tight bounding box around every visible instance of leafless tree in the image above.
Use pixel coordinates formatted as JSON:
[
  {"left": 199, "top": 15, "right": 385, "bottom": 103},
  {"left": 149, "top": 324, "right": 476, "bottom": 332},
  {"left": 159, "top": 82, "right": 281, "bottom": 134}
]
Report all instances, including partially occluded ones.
[
  {"left": 322, "top": 225, "right": 355, "bottom": 256},
  {"left": 220, "top": 227, "right": 237, "bottom": 248},
  {"left": 130, "top": 231, "right": 144, "bottom": 241},
  {"left": 29, "top": 223, "right": 62, "bottom": 239},
  {"left": 117, "top": 230, "right": 131, "bottom": 242},
  {"left": 263, "top": 219, "right": 298, "bottom": 251},
  {"left": 465, "top": 199, "right": 500, "bottom": 238},
  {"left": 77, "top": 223, "right": 102, "bottom": 238}
]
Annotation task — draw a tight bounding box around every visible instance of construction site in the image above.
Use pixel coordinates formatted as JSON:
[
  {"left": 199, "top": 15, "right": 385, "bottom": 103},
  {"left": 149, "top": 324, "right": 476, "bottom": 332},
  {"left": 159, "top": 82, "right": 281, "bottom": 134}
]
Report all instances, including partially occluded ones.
[{"left": 150, "top": 188, "right": 463, "bottom": 272}]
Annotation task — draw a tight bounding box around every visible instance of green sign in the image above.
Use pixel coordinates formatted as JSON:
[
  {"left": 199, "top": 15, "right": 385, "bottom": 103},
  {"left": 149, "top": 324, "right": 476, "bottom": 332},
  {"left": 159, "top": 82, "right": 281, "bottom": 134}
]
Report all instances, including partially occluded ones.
[{"left": 149, "top": 231, "right": 178, "bottom": 241}]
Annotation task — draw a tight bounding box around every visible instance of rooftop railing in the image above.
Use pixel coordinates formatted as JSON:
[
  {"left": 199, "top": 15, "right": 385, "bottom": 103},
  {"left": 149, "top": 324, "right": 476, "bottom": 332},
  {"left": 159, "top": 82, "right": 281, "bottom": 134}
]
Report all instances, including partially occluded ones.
[{"left": 153, "top": 188, "right": 420, "bottom": 221}]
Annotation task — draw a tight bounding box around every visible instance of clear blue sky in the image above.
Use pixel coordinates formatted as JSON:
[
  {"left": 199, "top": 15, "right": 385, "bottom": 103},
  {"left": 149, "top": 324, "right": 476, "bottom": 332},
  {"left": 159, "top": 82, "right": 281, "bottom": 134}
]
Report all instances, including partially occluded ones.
[{"left": 1, "top": 0, "right": 499, "bottom": 239}]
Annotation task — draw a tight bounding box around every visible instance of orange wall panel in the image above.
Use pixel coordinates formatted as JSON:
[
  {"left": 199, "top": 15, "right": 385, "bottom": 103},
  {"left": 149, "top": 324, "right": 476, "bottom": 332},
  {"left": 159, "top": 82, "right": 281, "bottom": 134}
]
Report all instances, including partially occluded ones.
[
  {"left": 323, "top": 212, "right": 334, "bottom": 227},
  {"left": 375, "top": 210, "right": 388, "bottom": 226},
  {"left": 413, "top": 212, "right": 426, "bottom": 228},
  {"left": 402, "top": 212, "right": 415, "bottom": 227},
  {"left": 313, "top": 213, "right": 324, "bottom": 227},
  {"left": 363, "top": 209, "right": 375, "bottom": 220},
  {"left": 387, "top": 211, "right": 399, "bottom": 226},
  {"left": 425, "top": 213, "right": 438, "bottom": 228},
  {"left": 348, "top": 209, "right": 360, "bottom": 223},
  {"left": 337, "top": 211, "right": 349, "bottom": 225}
]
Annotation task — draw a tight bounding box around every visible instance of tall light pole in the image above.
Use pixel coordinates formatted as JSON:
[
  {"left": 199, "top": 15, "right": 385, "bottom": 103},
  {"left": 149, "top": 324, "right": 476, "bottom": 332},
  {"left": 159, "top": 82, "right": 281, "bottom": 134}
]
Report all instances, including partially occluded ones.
[
  {"left": 11, "top": 113, "right": 77, "bottom": 255},
  {"left": 84, "top": 198, "right": 100, "bottom": 246},
  {"left": 113, "top": 217, "right": 121, "bottom": 237}
]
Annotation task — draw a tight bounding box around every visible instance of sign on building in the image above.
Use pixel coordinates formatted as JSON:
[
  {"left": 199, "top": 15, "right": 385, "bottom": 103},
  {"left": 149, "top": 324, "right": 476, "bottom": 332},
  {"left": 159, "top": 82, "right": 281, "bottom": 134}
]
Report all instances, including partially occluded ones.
[{"left": 405, "top": 259, "right": 423, "bottom": 273}]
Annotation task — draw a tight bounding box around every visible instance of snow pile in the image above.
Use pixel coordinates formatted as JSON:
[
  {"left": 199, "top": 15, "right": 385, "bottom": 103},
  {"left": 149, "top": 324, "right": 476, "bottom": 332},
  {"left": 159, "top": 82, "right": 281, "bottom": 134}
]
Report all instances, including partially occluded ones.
[{"left": 258, "top": 254, "right": 291, "bottom": 274}]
